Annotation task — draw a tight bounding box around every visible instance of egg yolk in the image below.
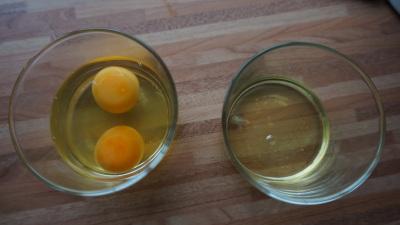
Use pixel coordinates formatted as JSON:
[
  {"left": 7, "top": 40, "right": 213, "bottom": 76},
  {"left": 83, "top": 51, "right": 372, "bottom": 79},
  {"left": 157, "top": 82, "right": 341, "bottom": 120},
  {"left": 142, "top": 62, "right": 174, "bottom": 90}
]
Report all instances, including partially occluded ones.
[
  {"left": 95, "top": 126, "right": 144, "bottom": 172},
  {"left": 92, "top": 66, "right": 139, "bottom": 114}
]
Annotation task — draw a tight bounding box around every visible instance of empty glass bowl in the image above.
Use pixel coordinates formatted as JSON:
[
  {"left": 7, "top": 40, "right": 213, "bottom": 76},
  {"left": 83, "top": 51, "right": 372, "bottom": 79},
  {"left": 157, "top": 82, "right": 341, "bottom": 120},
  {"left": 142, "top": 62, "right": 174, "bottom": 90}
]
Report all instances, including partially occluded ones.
[{"left": 222, "top": 42, "right": 385, "bottom": 205}]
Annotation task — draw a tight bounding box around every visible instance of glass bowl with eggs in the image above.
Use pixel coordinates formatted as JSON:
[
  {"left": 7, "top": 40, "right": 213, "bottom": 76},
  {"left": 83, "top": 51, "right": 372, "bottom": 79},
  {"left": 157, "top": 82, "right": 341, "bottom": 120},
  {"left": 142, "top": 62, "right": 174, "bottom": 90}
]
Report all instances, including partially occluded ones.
[{"left": 8, "top": 29, "right": 178, "bottom": 196}]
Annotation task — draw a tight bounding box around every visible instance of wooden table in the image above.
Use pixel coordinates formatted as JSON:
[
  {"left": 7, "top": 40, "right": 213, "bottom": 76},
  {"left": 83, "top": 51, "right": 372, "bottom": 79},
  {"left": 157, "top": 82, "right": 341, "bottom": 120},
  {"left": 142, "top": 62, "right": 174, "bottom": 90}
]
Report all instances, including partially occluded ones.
[{"left": 1, "top": 0, "right": 400, "bottom": 224}]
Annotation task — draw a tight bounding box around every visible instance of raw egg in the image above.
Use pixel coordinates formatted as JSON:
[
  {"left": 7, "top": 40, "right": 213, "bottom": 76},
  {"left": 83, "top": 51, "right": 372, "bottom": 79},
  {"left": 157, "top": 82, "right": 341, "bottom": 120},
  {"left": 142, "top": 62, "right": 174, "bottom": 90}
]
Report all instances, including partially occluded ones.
[
  {"left": 92, "top": 66, "right": 139, "bottom": 114},
  {"left": 95, "top": 125, "right": 144, "bottom": 172}
]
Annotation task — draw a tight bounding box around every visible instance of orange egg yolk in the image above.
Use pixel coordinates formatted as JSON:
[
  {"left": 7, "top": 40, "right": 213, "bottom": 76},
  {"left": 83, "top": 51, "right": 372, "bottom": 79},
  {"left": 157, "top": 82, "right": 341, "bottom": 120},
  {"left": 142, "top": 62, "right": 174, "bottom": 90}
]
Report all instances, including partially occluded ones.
[
  {"left": 95, "top": 125, "right": 144, "bottom": 172},
  {"left": 92, "top": 66, "right": 139, "bottom": 114}
]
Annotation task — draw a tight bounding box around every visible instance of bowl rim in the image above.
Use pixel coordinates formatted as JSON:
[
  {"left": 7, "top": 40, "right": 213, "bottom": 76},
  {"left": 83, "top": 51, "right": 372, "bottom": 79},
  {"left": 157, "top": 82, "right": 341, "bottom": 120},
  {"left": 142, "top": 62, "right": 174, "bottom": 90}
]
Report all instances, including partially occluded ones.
[
  {"left": 8, "top": 28, "right": 178, "bottom": 196},
  {"left": 221, "top": 41, "right": 386, "bottom": 205}
]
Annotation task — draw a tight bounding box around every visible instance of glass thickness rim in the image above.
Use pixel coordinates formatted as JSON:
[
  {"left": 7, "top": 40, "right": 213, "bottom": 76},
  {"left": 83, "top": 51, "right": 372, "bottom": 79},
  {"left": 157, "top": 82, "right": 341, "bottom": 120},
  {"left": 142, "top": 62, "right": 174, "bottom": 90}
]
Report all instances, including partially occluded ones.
[
  {"left": 8, "top": 28, "right": 178, "bottom": 196},
  {"left": 221, "top": 41, "right": 386, "bottom": 205}
]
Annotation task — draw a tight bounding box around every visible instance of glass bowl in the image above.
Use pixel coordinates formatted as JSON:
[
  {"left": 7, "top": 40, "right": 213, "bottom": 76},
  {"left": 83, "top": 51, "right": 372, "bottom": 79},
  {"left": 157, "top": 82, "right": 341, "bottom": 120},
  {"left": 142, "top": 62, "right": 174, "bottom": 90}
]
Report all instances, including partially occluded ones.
[
  {"left": 222, "top": 42, "right": 385, "bottom": 205},
  {"left": 9, "top": 29, "right": 178, "bottom": 196}
]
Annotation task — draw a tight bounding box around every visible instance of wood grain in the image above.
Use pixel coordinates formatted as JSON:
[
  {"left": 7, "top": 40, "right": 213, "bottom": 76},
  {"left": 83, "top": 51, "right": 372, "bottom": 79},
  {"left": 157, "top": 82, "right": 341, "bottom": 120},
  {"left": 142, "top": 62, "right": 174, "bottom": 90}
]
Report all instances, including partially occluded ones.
[{"left": 1, "top": 0, "right": 400, "bottom": 224}]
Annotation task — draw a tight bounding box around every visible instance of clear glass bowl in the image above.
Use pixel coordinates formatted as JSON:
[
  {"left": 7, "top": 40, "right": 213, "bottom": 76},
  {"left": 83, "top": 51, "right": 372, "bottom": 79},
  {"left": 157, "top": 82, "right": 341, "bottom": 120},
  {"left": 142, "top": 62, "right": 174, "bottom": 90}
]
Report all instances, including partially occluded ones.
[
  {"left": 9, "top": 29, "right": 178, "bottom": 196},
  {"left": 222, "top": 42, "right": 385, "bottom": 205}
]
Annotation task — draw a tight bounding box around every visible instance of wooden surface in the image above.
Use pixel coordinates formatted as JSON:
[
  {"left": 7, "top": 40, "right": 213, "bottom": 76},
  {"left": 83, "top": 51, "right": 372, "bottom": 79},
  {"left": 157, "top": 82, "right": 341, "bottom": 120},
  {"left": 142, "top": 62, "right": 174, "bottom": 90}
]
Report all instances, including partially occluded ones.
[{"left": 1, "top": 0, "right": 400, "bottom": 224}]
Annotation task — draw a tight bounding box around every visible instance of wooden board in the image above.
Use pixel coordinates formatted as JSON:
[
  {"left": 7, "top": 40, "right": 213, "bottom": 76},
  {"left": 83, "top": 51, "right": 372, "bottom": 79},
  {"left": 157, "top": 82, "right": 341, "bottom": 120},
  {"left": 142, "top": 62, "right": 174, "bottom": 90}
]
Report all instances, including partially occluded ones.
[{"left": 1, "top": 0, "right": 400, "bottom": 224}]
